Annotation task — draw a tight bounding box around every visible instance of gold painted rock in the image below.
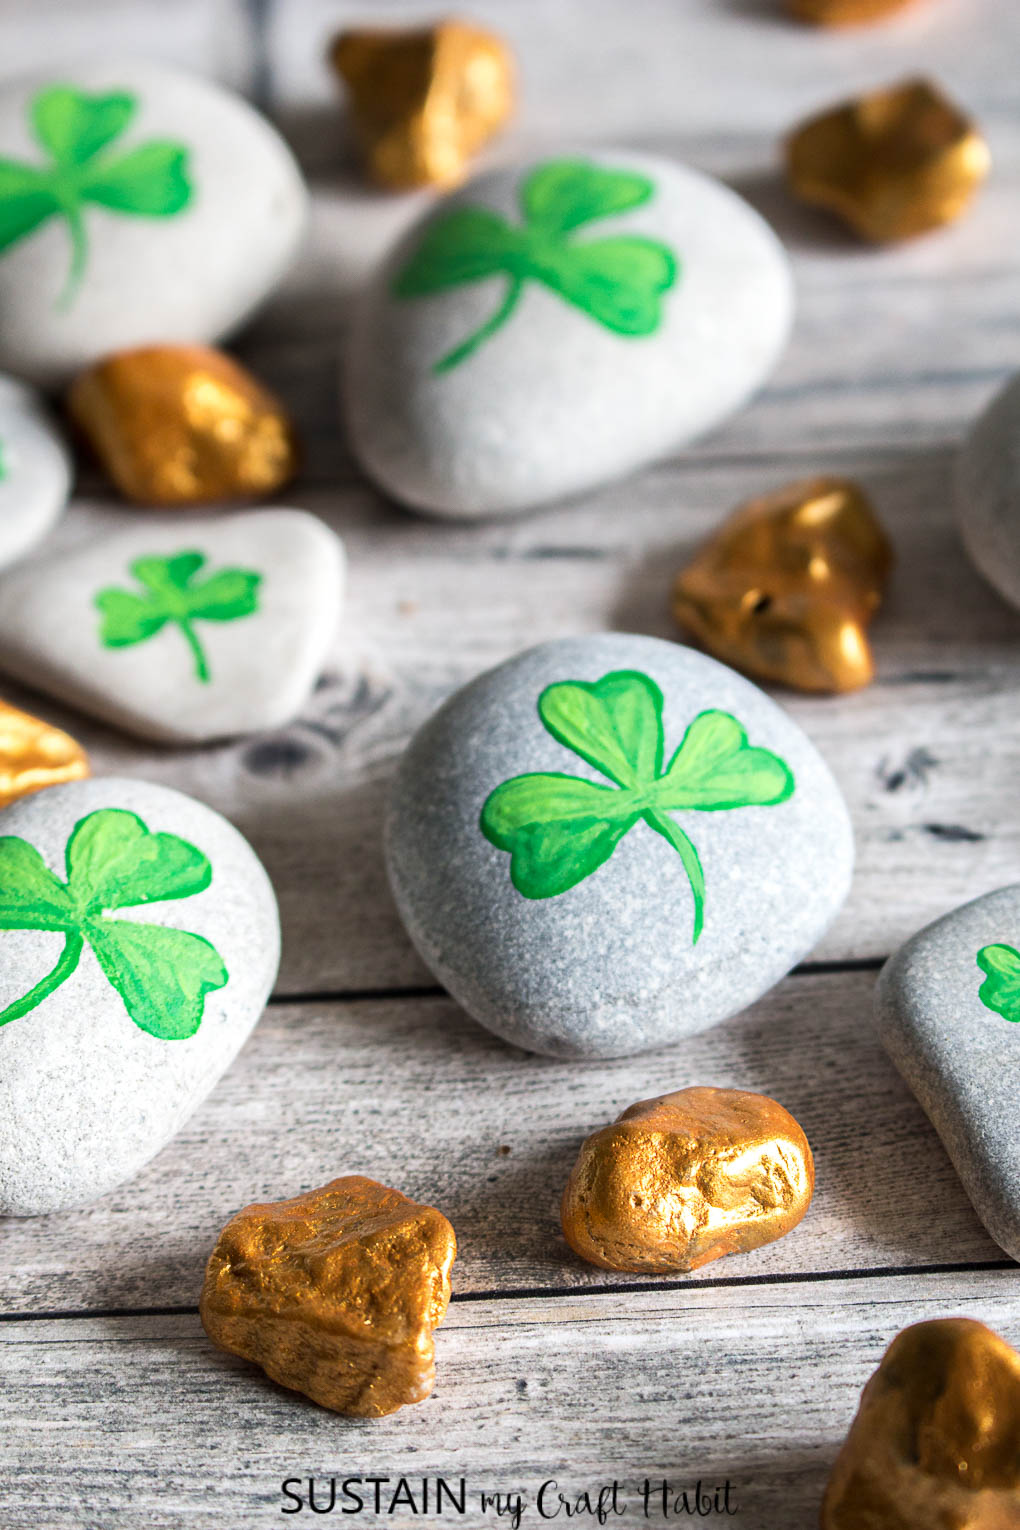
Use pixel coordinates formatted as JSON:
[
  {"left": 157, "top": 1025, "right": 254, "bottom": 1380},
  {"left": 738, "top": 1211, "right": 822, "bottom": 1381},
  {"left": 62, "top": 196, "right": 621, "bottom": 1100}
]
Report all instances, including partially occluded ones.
[
  {"left": 786, "top": 78, "right": 990, "bottom": 243},
  {"left": 67, "top": 344, "right": 298, "bottom": 506},
  {"left": 561, "top": 1086, "right": 814, "bottom": 1273},
  {"left": 200, "top": 1176, "right": 457, "bottom": 1416},
  {"left": 822, "top": 1318, "right": 1020, "bottom": 1528},
  {"left": 330, "top": 20, "right": 514, "bottom": 190},
  {"left": 0, "top": 698, "right": 89, "bottom": 808},
  {"left": 672, "top": 476, "right": 892, "bottom": 693},
  {"left": 789, "top": 0, "right": 917, "bottom": 24}
]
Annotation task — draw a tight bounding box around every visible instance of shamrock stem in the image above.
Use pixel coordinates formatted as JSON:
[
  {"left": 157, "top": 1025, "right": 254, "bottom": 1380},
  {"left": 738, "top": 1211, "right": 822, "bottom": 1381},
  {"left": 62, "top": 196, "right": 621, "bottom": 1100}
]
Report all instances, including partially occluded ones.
[
  {"left": 178, "top": 620, "right": 210, "bottom": 683},
  {"left": 433, "top": 276, "right": 524, "bottom": 375},
  {"left": 0, "top": 930, "right": 84, "bottom": 1027},
  {"left": 57, "top": 204, "right": 89, "bottom": 311},
  {"left": 644, "top": 810, "right": 705, "bottom": 944}
]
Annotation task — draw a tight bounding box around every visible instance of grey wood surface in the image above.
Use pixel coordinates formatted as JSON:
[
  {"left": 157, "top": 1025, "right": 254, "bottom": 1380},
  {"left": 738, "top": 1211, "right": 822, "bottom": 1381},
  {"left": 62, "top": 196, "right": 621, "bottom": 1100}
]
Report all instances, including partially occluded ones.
[{"left": 2, "top": 0, "right": 1020, "bottom": 1526}]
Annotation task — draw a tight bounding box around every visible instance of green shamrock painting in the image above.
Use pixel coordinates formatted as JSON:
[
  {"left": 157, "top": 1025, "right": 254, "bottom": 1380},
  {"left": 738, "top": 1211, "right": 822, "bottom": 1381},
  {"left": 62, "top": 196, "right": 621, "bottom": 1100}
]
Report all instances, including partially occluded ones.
[
  {"left": 0, "top": 85, "right": 193, "bottom": 308},
  {"left": 96, "top": 551, "right": 261, "bottom": 685},
  {"left": 976, "top": 943, "right": 1020, "bottom": 1022},
  {"left": 393, "top": 158, "right": 679, "bottom": 374},
  {"left": 480, "top": 670, "right": 794, "bottom": 943},
  {"left": 0, "top": 808, "right": 227, "bottom": 1039}
]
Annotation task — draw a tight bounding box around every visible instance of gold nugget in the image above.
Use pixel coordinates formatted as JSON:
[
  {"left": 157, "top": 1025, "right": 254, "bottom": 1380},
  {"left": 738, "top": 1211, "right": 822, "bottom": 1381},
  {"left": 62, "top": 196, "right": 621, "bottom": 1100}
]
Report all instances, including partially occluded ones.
[
  {"left": 822, "top": 1318, "right": 1020, "bottom": 1528},
  {"left": 561, "top": 1087, "right": 814, "bottom": 1274},
  {"left": 200, "top": 1176, "right": 456, "bottom": 1417},
  {"left": 330, "top": 20, "right": 514, "bottom": 190},
  {"left": 68, "top": 345, "right": 298, "bottom": 506},
  {"left": 672, "top": 477, "right": 892, "bottom": 693},
  {"left": 786, "top": 78, "right": 990, "bottom": 243},
  {"left": 789, "top": 0, "right": 917, "bottom": 24},
  {"left": 0, "top": 698, "right": 89, "bottom": 809}
]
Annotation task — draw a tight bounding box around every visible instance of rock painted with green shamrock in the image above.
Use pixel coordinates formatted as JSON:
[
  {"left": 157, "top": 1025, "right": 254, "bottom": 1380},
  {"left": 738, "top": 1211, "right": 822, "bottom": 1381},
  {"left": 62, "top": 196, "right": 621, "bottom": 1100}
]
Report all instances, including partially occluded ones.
[
  {"left": 345, "top": 152, "right": 793, "bottom": 518},
  {"left": 0, "top": 374, "right": 71, "bottom": 568},
  {"left": 386, "top": 634, "right": 852, "bottom": 1058},
  {"left": 0, "top": 510, "right": 345, "bottom": 744},
  {"left": 0, "top": 63, "right": 307, "bottom": 385},
  {"left": 877, "top": 886, "right": 1020, "bottom": 1264},
  {"left": 0, "top": 777, "right": 279, "bottom": 1215}
]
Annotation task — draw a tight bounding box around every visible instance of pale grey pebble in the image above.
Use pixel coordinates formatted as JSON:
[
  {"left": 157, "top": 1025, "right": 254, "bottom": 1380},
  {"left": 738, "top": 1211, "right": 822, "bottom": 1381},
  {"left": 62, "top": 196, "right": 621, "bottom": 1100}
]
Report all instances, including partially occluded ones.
[
  {"left": 957, "top": 371, "right": 1020, "bottom": 610},
  {"left": 385, "top": 634, "right": 854, "bottom": 1059},
  {"left": 0, "top": 61, "right": 308, "bottom": 386},
  {"left": 0, "top": 374, "right": 71, "bottom": 567},
  {"left": 876, "top": 885, "right": 1020, "bottom": 1263},
  {"left": 345, "top": 151, "right": 794, "bottom": 518},
  {"left": 0, "top": 778, "right": 280, "bottom": 1216}
]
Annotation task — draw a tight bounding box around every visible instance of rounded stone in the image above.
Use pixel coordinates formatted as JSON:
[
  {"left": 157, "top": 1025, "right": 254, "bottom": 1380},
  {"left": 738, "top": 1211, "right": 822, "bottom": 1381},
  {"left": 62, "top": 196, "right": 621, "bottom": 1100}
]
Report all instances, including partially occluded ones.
[
  {"left": 385, "top": 634, "right": 854, "bottom": 1058},
  {"left": 0, "top": 776, "right": 280, "bottom": 1215},
  {"left": 345, "top": 151, "right": 794, "bottom": 518},
  {"left": 0, "top": 375, "right": 71, "bottom": 566},
  {"left": 0, "top": 62, "right": 307, "bottom": 387},
  {"left": 957, "top": 372, "right": 1020, "bottom": 610}
]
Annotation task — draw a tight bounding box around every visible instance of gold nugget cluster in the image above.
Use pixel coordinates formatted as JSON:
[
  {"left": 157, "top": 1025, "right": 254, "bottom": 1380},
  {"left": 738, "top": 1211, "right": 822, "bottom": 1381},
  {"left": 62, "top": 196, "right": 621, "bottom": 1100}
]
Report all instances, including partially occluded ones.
[
  {"left": 0, "top": 698, "right": 89, "bottom": 808},
  {"left": 672, "top": 477, "right": 892, "bottom": 693},
  {"left": 789, "top": 0, "right": 918, "bottom": 23},
  {"left": 68, "top": 344, "right": 298, "bottom": 506},
  {"left": 330, "top": 20, "right": 514, "bottom": 190},
  {"left": 200, "top": 1176, "right": 456, "bottom": 1417}
]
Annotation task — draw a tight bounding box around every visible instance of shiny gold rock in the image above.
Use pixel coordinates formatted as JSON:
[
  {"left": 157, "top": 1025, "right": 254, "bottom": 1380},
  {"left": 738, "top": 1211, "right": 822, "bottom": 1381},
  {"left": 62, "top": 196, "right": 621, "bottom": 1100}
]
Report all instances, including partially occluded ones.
[
  {"left": 0, "top": 698, "right": 89, "bottom": 809},
  {"left": 672, "top": 476, "right": 892, "bottom": 694},
  {"left": 199, "top": 1176, "right": 456, "bottom": 1417},
  {"left": 822, "top": 1318, "right": 1020, "bottom": 1528},
  {"left": 67, "top": 345, "right": 298, "bottom": 506},
  {"left": 789, "top": 0, "right": 917, "bottom": 24},
  {"left": 786, "top": 78, "right": 991, "bottom": 243},
  {"left": 560, "top": 1086, "right": 814, "bottom": 1274},
  {"left": 330, "top": 20, "right": 514, "bottom": 190}
]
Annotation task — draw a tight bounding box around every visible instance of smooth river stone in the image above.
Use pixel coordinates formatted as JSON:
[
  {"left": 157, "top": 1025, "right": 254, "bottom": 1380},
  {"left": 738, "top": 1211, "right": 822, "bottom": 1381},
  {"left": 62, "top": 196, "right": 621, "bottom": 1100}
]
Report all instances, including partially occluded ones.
[
  {"left": 0, "top": 62, "right": 307, "bottom": 387},
  {"left": 385, "top": 634, "right": 853, "bottom": 1058},
  {"left": 345, "top": 152, "right": 794, "bottom": 518},
  {"left": 957, "top": 372, "right": 1020, "bottom": 610},
  {"left": 0, "top": 508, "right": 344, "bottom": 744},
  {"left": 0, "top": 777, "right": 279, "bottom": 1215},
  {"left": 876, "top": 885, "right": 1020, "bottom": 1262},
  {"left": 0, "top": 375, "right": 71, "bottom": 566}
]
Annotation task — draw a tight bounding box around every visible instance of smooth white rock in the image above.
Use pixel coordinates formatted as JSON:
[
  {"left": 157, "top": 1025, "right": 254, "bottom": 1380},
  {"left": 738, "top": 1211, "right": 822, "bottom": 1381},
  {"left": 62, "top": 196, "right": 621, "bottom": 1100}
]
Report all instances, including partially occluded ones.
[
  {"left": 0, "top": 61, "right": 307, "bottom": 387},
  {"left": 345, "top": 151, "right": 794, "bottom": 518},
  {"left": 957, "top": 372, "right": 1020, "bottom": 610},
  {"left": 0, "top": 374, "right": 71, "bottom": 566},
  {"left": 0, "top": 508, "right": 344, "bottom": 744},
  {"left": 0, "top": 777, "right": 279, "bottom": 1215}
]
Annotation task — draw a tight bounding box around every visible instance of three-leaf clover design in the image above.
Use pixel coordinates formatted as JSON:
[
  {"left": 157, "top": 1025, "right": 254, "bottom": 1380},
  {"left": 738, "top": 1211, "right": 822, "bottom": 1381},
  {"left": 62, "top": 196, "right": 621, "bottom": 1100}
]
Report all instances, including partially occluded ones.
[
  {"left": 0, "top": 84, "right": 193, "bottom": 308},
  {"left": 393, "top": 158, "right": 679, "bottom": 374},
  {"left": 479, "top": 670, "right": 795, "bottom": 943},
  {"left": 976, "top": 943, "right": 1020, "bottom": 1022},
  {"left": 95, "top": 551, "right": 261, "bottom": 685},
  {"left": 0, "top": 808, "right": 227, "bottom": 1039}
]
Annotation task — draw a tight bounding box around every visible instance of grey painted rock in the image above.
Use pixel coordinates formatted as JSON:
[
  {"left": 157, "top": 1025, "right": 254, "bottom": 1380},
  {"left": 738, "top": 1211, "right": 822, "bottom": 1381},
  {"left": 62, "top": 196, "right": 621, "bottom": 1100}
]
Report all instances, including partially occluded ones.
[
  {"left": 345, "top": 152, "right": 794, "bottom": 518},
  {"left": 0, "top": 508, "right": 344, "bottom": 744},
  {"left": 0, "top": 374, "right": 71, "bottom": 566},
  {"left": 876, "top": 887, "right": 1020, "bottom": 1263},
  {"left": 957, "top": 373, "right": 1020, "bottom": 610},
  {"left": 385, "top": 634, "right": 853, "bottom": 1057},
  {"left": 0, "top": 62, "right": 307, "bottom": 387},
  {"left": 0, "top": 777, "right": 279, "bottom": 1215}
]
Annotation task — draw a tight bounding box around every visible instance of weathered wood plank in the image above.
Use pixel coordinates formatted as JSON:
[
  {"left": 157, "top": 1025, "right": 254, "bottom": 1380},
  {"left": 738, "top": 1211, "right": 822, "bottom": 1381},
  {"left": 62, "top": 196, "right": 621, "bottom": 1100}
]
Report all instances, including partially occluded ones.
[
  {"left": 2, "top": 1270, "right": 1018, "bottom": 1530},
  {"left": 0, "top": 971, "right": 1006, "bottom": 1315}
]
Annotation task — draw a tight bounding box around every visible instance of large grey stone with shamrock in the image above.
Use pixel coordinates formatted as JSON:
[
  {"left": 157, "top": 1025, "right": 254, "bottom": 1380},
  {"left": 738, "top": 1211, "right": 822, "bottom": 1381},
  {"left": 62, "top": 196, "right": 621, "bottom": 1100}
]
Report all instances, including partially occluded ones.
[
  {"left": 0, "top": 62, "right": 307, "bottom": 386},
  {"left": 876, "top": 887, "right": 1020, "bottom": 1263},
  {"left": 345, "top": 153, "right": 794, "bottom": 519},
  {"left": 386, "top": 634, "right": 853, "bottom": 1058},
  {"left": 957, "top": 373, "right": 1020, "bottom": 610},
  {"left": 0, "top": 508, "right": 344, "bottom": 744},
  {"left": 0, "top": 776, "right": 279, "bottom": 1215},
  {"left": 0, "top": 374, "right": 70, "bottom": 566}
]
